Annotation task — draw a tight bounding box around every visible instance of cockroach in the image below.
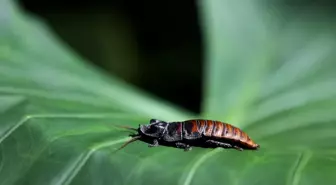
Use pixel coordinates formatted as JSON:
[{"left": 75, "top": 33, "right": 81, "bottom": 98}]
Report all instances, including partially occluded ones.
[{"left": 116, "top": 119, "right": 260, "bottom": 152}]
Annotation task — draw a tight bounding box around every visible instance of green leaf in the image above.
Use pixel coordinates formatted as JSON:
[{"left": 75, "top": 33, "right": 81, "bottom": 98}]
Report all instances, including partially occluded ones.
[
  {"left": 0, "top": 0, "right": 193, "bottom": 184},
  {"left": 199, "top": 0, "right": 336, "bottom": 184},
  {"left": 1, "top": 0, "right": 336, "bottom": 185},
  {"left": 200, "top": 0, "right": 336, "bottom": 125},
  {"left": 0, "top": 0, "right": 194, "bottom": 120}
]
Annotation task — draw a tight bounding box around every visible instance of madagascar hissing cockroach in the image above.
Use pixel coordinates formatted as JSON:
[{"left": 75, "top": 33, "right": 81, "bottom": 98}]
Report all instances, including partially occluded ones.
[{"left": 116, "top": 119, "right": 260, "bottom": 152}]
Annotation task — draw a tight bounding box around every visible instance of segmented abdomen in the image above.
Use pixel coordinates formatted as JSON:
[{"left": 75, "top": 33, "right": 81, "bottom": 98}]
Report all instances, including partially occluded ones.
[{"left": 187, "top": 119, "right": 258, "bottom": 148}]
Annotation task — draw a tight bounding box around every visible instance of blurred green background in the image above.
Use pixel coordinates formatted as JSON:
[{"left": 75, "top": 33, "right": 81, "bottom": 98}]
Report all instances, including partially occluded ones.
[
  {"left": 1, "top": 0, "right": 336, "bottom": 184},
  {"left": 18, "top": 0, "right": 336, "bottom": 113},
  {"left": 18, "top": 0, "right": 336, "bottom": 114},
  {"left": 20, "top": 0, "right": 204, "bottom": 113}
]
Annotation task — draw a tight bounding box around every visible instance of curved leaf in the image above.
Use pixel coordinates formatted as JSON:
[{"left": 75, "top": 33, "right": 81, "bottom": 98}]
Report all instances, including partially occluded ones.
[
  {"left": 0, "top": 0, "right": 335, "bottom": 185},
  {"left": 199, "top": 0, "right": 336, "bottom": 185},
  {"left": 0, "top": 0, "right": 194, "bottom": 120}
]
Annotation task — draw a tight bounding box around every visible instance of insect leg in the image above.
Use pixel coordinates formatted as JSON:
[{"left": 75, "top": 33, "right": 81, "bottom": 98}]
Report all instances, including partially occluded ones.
[
  {"left": 233, "top": 145, "right": 243, "bottom": 151},
  {"left": 184, "top": 146, "right": 192, "bottom": 152},
  {"left": 148, "top": 139, "right": 159, "bottom": 147},
  {"left": 175, "top": 142, "right": 192, "bottom": 151},
  {"left": 205, "top": 140, "right": 232, "bottom": 148}
]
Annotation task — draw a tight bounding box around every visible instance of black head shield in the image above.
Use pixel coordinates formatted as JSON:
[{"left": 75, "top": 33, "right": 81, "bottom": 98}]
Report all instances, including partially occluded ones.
[
  {"left": 115, "top": 119, "right": 169, "bottom": 151},
  {"left": 139, "top": 119, "right": 169, "bottom": 138}
]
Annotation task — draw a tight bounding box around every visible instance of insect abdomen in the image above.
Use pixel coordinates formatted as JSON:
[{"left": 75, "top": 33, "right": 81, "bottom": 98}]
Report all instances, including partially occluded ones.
[
  {"left": 182, "top": 120, "right": 202, "bottom": 139},
  {"left": 196, "top": 119, "right": 258, "bottom": 149}
]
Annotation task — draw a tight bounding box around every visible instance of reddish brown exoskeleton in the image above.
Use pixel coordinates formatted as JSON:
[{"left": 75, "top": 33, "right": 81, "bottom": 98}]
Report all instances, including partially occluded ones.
[{"left": 116, "top": 119, "right": 260, "bottom": 152}]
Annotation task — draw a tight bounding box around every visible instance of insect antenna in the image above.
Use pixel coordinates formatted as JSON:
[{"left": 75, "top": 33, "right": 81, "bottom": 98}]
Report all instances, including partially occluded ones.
[
  {"left": 115, "top": 125, "right": 138, "bottom": 131},
  {"left": 114, "top": 135, "right": 142, "bottom": 152}
]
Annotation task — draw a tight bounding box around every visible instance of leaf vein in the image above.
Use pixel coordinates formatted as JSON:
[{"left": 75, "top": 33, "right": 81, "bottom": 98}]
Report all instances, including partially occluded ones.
[
  {"left": 180, "top": 149, "right": 221, "bottom": 185},
  {"left": 58, "top": 137, "right": 129, "bottom": 185},
  {"left": 0, "top": 115, "right": 30, "bottom": 144},
  {"left": 287, "top": 151, "right": 312, "bottom": 185}
]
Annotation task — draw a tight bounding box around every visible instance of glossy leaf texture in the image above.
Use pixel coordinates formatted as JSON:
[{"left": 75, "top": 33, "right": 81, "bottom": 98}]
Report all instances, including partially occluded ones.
[
  {"left": 0, "top": 0, "right": 335, "bottom": 185},
  {"left": 200, "top": 0, "right": 336, "bottom": 185},
  {"left": 0, "top": 0, "right": 194, "bottom": 120}
]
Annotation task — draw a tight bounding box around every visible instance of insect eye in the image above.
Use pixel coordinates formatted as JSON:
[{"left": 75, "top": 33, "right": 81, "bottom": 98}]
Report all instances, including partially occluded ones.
[
  {"left": 147, "top": 125, "right": 159, "bottom": 133},
  {"left": 150, "top": 119, "right": 161, "bottom": 124}
]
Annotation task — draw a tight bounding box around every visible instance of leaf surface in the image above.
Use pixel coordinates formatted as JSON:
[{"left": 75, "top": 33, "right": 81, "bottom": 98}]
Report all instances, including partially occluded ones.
[
  {"left": 0, "top": 0, "right": 194, "bottom": 120},
  {"left": 200, "top": 0, "right": 336, "bottom": 185},
  {"left": 0, "top": 0, "right": 335, "bottom": 185}
]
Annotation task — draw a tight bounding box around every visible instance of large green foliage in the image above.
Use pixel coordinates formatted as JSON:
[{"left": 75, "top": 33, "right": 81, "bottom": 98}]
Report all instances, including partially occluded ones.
[{"left": 0, "top": 0, "right": 335, "bottom": 185}]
